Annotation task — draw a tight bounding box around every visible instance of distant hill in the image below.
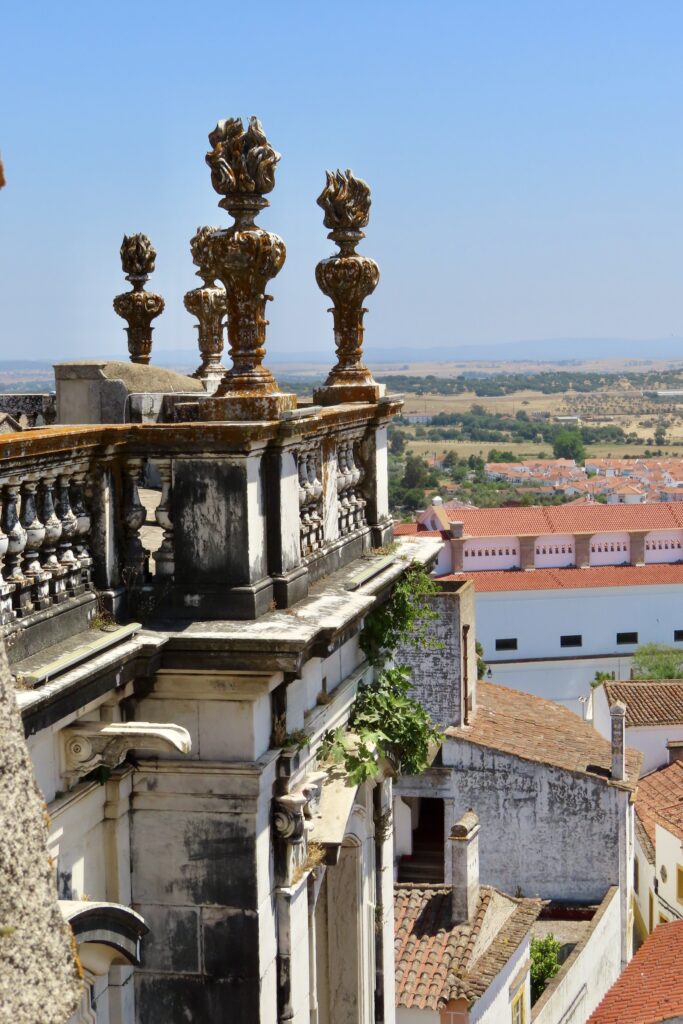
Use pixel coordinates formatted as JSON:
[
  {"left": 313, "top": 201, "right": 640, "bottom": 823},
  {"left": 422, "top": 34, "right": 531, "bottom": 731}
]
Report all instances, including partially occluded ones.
[{"left": 2, "top": 337, "right": 683, "bottom": 372}]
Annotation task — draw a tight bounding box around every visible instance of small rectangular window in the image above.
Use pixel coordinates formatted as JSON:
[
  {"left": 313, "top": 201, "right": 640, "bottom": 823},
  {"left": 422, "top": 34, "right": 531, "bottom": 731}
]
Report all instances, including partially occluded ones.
[
  {"left": 617, "top": 632, "right": 639, "bottom": 645},
  {"left": 677, "top": 866, "right": 683, "bottom": 904},
  {"left": 511, "top": 986, "right": 525, "bottom": 1024},
  {"left": 495, "top": 638, "right": 518, "bottom": 651},
  {"left": 560, "top": 634, "right": 582, "bottom": 648},
  {"left": 634, "top": 858, "right": 640, "bottom": 895},
  {"left": 675, "top": 630, "right": 683, "bottom": 642}
]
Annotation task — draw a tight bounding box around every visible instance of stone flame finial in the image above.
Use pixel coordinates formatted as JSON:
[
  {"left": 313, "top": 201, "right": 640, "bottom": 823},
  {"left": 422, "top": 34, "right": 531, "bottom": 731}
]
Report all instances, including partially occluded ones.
[
  {"left": 184, "top": 226, "right": 227, "bottom": 393},
  {"left": 202, "top": 116, "right": 294, "bottom": 420},
  {"left": 120, "top": 233, "right": 157, "bottom": 281},
  {"left": 206, "top": 116, "right": 281, "bottom": 209},
  {"left": 313, "top": 170, "right": 382, "bottom": 406},
  {"left": 113, "top": 233, "right": 164, "bottom": 365},
  {"left": 318, "top": 169, "right": 371, "bottom": 237}
]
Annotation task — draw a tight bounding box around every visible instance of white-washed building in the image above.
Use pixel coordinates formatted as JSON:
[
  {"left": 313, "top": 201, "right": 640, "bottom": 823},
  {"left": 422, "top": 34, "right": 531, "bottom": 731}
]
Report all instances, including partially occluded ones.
[{"left": 397, "top": 501, "right": 683, "bottom": 710}]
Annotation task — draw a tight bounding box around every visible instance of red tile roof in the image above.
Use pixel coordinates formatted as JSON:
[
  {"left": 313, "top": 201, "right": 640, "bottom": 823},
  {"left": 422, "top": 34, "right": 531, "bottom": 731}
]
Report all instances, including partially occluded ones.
[
  {"left": 443, "top": 502, "right": 683, "bottom": 536},
  {"left": 394, "top": 524, "right": 444, "bottom": 537},
  {"left": 603, "top": 680, "right": 683, "bottom": 728},
  {"left": 587, "top": 920, "right": 683, "bottom": 1023},
  {"left": 440, "top": 564, "right": 683, "bottom": 593},
  {"left": 394, "top": 884, "right": 542, "bottom": 1010},
  {"left": 635, "top": 761, "right": 683, "bottom": 845},
  {"left": 447, "top": 682, "right": 641, "bottom": 789}
]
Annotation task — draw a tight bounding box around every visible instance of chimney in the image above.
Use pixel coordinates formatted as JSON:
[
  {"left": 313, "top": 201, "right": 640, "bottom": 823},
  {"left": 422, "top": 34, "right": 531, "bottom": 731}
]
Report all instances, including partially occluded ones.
[
  {"left": 432, "top": 496, "right": 443, "bottom": 506},
  {"left": 449, "top": 810, "right": 480, "bottom": 923},
  {"left": 667, "top": 740, "right": 683, "bottom": 764},
  {"left": 450, "top": 520, "right": 464, "bottom": 539},
  {"left": 610, "top": 701, "right": 626, "bottom": 781}
]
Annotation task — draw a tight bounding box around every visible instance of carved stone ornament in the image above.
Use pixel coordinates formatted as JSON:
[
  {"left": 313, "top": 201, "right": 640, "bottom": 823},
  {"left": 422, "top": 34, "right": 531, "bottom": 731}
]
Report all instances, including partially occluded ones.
[
  {"left": 184, "top": 226, "right": 227, "bottom": 392},
  {"left": 273, "top": 791, "right": 307, "bottom": 844},
  {"left": 62, "top": 721, "right": 191, "bottom": 780},
  {"left": 203, "top": 116, "right": 295, "bottom": 420},
  {"left": 113, "top": 234, "right": 165, "bottom": 365},
  {"left": 313, "top": 170, "right": 383, "bottom": 406}
]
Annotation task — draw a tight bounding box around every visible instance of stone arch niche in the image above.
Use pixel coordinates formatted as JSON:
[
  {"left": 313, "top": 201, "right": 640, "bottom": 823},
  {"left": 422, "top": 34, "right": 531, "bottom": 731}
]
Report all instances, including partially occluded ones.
[{"left": 314, "top": 791, "right": 375, "bottom": 1024}]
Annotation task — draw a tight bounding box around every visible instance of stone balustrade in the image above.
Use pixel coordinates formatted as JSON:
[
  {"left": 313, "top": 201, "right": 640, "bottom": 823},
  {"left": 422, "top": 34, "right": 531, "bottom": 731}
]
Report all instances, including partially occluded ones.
[
  {"left": 0, "top": 399, "right": 396, "bottom": 630},
  {"left": 0, "top": 458, "right": 95, "bottom": 624}
]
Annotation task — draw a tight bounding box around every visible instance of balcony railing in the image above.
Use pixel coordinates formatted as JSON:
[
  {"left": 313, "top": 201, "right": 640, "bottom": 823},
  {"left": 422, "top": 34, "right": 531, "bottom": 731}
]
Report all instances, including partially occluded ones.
[{"left": 0, "top": 402, "right": 396, "bottom": 629}]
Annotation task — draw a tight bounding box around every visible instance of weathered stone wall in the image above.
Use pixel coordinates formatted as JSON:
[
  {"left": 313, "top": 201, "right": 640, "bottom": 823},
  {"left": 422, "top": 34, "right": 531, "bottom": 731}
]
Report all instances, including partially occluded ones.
[
  {"left": 396, "top": 583, "right": 476, "bottom": 730},
  {"left": 0, "top": 392, "right": 56, "bottom": 427},
  {"left": 0, "top": 642, "right": 81, "bottom": 1023},
  {"left": 442, "top": 739, "right": 624, "bottom": 903},
  {"left": 532, "top": 888, "right": 620, "bottom": 1024}
]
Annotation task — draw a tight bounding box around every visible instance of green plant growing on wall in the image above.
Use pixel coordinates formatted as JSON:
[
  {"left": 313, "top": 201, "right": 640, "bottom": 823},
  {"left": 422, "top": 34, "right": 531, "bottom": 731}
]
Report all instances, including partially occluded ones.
[
  {"left": 321, "top": 564, "right": 442, "bottom": 784},
  {"left": 359, "top": 564, "right": 441, "bottom": 668},
  {"left": 530, "top": 934, "right": 562, "bottom": 1003}
]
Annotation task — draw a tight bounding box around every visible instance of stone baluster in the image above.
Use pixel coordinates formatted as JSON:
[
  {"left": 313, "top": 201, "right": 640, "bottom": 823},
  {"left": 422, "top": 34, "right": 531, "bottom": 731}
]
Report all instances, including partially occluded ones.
[
  {"left": 122, "top": 458, "right": 148, "bottom": 581},
  {"left": 337, "top": 446, "right": 349, "bottom": 536},
  {"left": 39, "top": 471, "right": 68, "bottom": 603},
  {"left": 70, "top": 465, "right": 93, "bottom": 585},
  {"left": 2, "top": 479, "right": 32, "bottom": 615},
  {"left": 306, "top": 453, "right": 323, "bottom": 551},
  {"left": 20, "top": 477, "right": 51, "bottom": 610},
  {"left": 348, "top": 442, "right": 367, "bottom": 529},
  {"left": 55, "top": 472, "right": 81, "bottom": 593},
  {"left": 344, "top": 443, "right": 359, "bottom": 523},
  {"left": 0, "top": 489, "right": 16, "bottom": 623},
  {"left": 154, "top": 460, "right": 174, "bottom": 578},
  {"left": 298, "top": 453, "right": 314, "bottom": 556}
]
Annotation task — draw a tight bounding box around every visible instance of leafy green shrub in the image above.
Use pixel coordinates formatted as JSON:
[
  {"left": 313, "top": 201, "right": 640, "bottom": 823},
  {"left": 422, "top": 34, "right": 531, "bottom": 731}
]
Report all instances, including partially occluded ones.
[
  {"left": 530, "top": 934, "right": 562, "bottom": 1002},
  {"left": 321, "top": 565, "right": 442, "bottom": 784}
]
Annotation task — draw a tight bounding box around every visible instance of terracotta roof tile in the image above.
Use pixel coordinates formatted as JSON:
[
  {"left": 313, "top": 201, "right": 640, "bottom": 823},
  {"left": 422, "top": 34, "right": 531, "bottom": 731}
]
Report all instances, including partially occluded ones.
[
  {"left": 587, "top": 920, "right": 683, "bottom": 1023},
  {"left": 393, "top": 884, "right": 541, "bottom": 1010},
  {"left": 440, "top": 564, "right": 683, "bottom": 592},
  {"left": 603, "top": 680, "right": 683, "bottom": 728},
  {"left": 444, "top": 502, "right": 683, "bottom": 536},
  {"left": 635, "top": 815, "right": 655, "bottom": 865},
  {"left": 635, "top": 761, "right": 683, "bottom": 845},
  {"left": 447, "top": 682, "right": 641, "bottom": 790},
  {"left": 393, "top": 524, "right": 445, "bottom": 537}
]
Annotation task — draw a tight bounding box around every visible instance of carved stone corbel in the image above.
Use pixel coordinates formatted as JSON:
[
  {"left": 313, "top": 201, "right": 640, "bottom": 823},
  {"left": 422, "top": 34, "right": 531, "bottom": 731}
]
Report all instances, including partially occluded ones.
[
  {"left": 62, "top": 721, "right": 191, "bottom": 781},
  {"left": 301, "top": 771, "right": 327, "bottom": 819},
  {"left": 273, "top": 791, "right": 307, "bottom": 844}
]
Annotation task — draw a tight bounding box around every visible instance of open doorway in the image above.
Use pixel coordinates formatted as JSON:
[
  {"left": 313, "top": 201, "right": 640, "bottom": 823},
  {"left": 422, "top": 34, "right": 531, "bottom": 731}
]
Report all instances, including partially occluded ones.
[{"left": 397, "top": 798, "right": 444, "bottom": 883}]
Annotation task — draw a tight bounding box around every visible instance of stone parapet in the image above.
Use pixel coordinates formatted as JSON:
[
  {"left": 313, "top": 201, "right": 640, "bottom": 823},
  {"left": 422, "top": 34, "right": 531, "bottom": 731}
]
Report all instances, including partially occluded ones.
[{"left": 0, "top": 397, "right": 400, "bottom": 627}]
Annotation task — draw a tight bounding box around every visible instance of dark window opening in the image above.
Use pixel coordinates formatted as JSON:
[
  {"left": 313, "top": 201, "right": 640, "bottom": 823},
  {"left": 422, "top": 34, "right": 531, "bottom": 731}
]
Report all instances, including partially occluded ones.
[
  {"left": 495, "top": 638, "right": 518, "bottom": 651},
  {"left": 616, "top": 632, "right": 638, "bottom": 645},
  {"left": 675, "top": 630, "right": 683, "bottom": 642},
  {"left": 397, "top": 797, "right": 445, "bottom": 884},
  {"left": 560, "top": 634, "right": 582, "bottom": 648}
]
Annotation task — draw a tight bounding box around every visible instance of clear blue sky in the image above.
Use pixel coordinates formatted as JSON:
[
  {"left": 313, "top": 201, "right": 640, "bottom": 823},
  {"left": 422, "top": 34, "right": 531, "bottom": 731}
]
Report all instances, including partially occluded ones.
[{"left": 2, "top": 1, "right": 683, "bottom": 362}]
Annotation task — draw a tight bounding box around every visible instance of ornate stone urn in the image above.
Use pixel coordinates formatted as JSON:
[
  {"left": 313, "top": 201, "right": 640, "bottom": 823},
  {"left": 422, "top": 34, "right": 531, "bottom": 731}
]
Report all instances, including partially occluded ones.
[
  {"left": 204, "top": 116, "right": 295, "bottom": 420},
  {"left": 113, "top": 234, "right": 165, "bottom": 365},
  {"left": 313, "top": 170, "right": 383, "bottom": 405},
  {"left": 184, "top": 226, "right": 227, "bottom": 394}
]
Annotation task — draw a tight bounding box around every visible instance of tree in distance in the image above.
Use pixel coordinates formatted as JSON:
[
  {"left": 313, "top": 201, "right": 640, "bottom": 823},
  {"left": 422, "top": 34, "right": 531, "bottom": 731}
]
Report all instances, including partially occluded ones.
[
  {"left": 632, "top": 643, "right": 683, "bottom": 680},
  {"left": 553, "top": 430, "right": 585, "bottom": 463}
]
